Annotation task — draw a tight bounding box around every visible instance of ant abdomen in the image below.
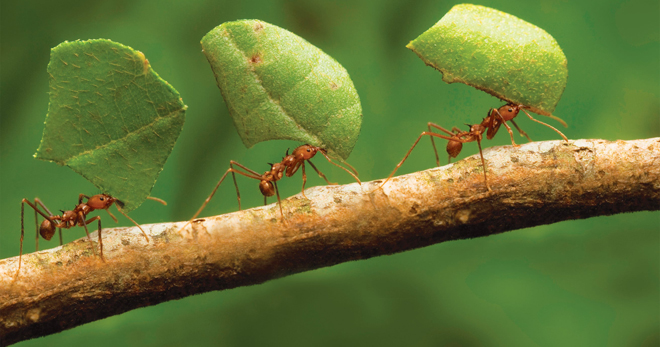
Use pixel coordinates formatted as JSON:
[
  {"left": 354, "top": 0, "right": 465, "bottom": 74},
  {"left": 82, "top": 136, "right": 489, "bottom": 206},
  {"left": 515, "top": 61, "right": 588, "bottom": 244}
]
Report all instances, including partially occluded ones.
[
  {"left": 39, "top": 219, "right": 56, "bottom": 241},
  {"left": 259, "top": 180, "right": 276, "bottom": 197},
  {"left": 447, "top": 140, "right": 463, "bottom": 158}
]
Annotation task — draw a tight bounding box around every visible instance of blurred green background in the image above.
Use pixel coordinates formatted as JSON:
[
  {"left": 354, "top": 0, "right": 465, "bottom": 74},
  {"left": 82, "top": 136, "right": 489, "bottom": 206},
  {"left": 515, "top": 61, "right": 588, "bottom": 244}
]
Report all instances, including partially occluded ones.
[{"left": 1, "top": 0, "right": 658, "bottom": 346}]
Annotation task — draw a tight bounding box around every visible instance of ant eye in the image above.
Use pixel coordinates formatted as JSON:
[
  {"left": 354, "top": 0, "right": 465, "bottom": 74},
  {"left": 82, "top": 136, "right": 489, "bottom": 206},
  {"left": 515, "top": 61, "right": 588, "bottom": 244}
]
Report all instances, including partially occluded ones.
[
  {"left": 307, "top": 149, "right": 310, "bottom": 152},
  {"left": 100, "top": 197, "right": 104, "bottom": 201},
  {"left": 508, "top": 108, "right": 513, "bottom": 112}
]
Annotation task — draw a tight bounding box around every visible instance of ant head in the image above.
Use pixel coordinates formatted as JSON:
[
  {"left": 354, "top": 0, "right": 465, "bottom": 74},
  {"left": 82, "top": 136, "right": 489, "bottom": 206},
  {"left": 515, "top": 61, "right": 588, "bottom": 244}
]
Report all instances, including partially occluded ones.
[
  {"left": 39, "top": 219, "right": 56, "bottom": 241},
  {"left": 259, "top": 180, "right": 276, "bottom": 197},
  {"left": 293, "top": 144, "right": 319, "bottom": 160},
  {"left": 87, "top": 194, "right": 116, "bottom": 210},
  {"left": 497, "top": 104, "right": 521, "bottom": 121}
]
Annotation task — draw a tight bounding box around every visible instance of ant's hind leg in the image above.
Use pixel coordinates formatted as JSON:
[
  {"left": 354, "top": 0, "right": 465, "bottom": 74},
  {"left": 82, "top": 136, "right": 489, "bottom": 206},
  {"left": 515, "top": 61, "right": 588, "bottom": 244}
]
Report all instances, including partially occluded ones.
[
  {"left": 427, "top": 122, "right": 456, "bottom": 166},
  {"left": 476, "top": 139, "right": 491, "bottom": 191},
  {"left": 274, "top": 181, "right": 284, "bottom": 220},
  {"left": 85, "top": 216, "right": 104, "bottom": 261},
  {"left": 301, "top": 161, "right": 308, "bottom": 199},
  {"left": 16, "top": 200, "right": 26, "bottom": 279},
  {"left": 78, "top": 212, "right": 98, "bottom": 257}
]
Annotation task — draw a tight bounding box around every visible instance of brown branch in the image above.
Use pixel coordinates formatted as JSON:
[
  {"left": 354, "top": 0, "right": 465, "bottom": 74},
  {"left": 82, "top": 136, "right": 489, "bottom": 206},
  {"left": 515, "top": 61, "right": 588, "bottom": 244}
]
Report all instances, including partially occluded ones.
[{"left": 1, "top": 138, "right": 659, "bottom": 345}]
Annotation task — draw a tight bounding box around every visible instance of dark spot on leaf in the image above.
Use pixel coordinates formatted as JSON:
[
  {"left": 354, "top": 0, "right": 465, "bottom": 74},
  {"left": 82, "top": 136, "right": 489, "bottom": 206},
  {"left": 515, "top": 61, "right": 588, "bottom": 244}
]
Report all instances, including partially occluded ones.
[
  {"left": 121, "top": 239, "right": 130, "bottom": 246},
  {"left": 510, "top": 156, "right": 519, "bottom": 162},
  {"left": 330, "top": 82, "right": 339, "bottom": 90},
  {"left": 254, "top": 22, "right": 264, "bottom": 31},
  {"left": 250, "top": 54, "right": 262, "bottom": 64}
]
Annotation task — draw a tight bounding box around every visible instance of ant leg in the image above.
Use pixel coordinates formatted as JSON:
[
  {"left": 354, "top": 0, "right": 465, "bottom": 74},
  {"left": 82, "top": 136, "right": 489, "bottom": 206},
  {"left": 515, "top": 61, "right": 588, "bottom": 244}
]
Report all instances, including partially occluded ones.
[
  {"left": 301, "top": 161, "right": 308, "bottom": 199},
  {"left": 24, "top": 198, "right": 54, "bottom": 251},
  {"left": 520, "top": 109, "right": 568, "bottom": 141},
  {"left": 16, "top": 199, "right": 54, "bottom": 279},
  {"left": 146, "top": 196, "right": 167, "bottom": 205},
  {"left": 475, "top": 138, "right": 491, "bottom": 191},
  {"left": 105, "top": 208, "right": 119, "bottom": 223},
  {"left": 318, "top": 151, "right": 361, "bottom": 185},
  {"left": 16, "top": 200, "right": 26, "bottom": 279},
  {"left": 264, "top": 196, "right": 267, "bottom": 206},
  {"left": 179, "top": 163, "right": 263, "bottom": 234},
  {"left": 427, "top": 122, "right": 457, "bottom": 166},
  {"left": 510, "top": 119, "right": 532, "bottom": 142},
  {"left": 84, "top": 216, "right": 104, "bottom": 261},
  {"left": 427, "top": 123, "right": 441, "bottom": 166},
  {"left": 491, "top": 109, "right": 519, "bottom": 147},
  {"left": 274, "top": 181, "right": 284, "bottom": 220},
  {"left": 375, "top": 131, "right": 459, "bottom": 191},
  {"left": 78, "top": 211, "right": 98, "bottom": 257},
  {"left": 230, "top": 163, "right": 241, "bottom": 210},
  {"left": 341, "top": 160, "right": 359, "bottom": 177},
  {"left": 115, "top": 205, "right": 149, "bottom": 242},
  {"left": 307, "top": 160, "right": 337, "bottom": 185},
  {"left": 36, "top": 196, "right": 63, "bottom": 246},
  {"left": 34, "top": 201, "right": 39, "bottom": 252}
]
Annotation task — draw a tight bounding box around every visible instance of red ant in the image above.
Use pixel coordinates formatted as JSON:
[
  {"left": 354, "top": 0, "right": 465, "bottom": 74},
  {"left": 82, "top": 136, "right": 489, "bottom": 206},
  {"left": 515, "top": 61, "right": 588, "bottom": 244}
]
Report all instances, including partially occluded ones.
[
  {"left": 16, "top": 194, "right": 166, "bottom": 278},
  {"left": 379, "top": 104, "right": 568, "bottom": 191},
  {"left": 180, "top": 144, "right": 360, "bottom": 231}
]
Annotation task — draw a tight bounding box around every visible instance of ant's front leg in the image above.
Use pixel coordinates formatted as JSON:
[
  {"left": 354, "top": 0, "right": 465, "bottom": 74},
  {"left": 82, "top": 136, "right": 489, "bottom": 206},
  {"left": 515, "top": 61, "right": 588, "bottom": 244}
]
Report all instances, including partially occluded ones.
[
  {"left": 491, "top": 109, "right": 519, "bottom": 147},
  {"left": 307, "top": 160, "right": 337, "bottom": 186}
]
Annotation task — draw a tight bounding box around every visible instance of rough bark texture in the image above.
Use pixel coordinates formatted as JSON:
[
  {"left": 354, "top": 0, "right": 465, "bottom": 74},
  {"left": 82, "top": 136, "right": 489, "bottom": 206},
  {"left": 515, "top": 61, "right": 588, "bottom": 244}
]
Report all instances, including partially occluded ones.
[{"left": 1, "top": 138, "right": 659, "bottom": 345}]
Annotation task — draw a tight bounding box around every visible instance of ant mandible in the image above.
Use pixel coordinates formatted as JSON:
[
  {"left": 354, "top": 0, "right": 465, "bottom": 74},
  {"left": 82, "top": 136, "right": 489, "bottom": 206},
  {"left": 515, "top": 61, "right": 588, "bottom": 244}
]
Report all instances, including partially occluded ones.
[
  {"left": 181, "top": 144, "right": 360, "bottom": 231},
  {"left": 379, "top": 103, "right": 568, "bottom": 191},
  {"left": 16, "top": 194, "right": 165, "bottom": 279}
]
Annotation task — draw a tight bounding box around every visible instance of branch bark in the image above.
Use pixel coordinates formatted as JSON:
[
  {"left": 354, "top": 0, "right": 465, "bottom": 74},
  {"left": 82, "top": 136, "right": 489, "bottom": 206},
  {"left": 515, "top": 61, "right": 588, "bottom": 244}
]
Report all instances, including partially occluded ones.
[{"left": 1, "top": 138, "right": 659, "bottom": 345}]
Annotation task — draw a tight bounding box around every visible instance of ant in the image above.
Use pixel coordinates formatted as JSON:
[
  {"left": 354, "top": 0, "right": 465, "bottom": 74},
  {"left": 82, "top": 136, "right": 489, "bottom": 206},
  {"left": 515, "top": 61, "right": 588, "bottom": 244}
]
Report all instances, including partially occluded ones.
[
  {"left": 16, "top": 194, "right": 166, "bottom": 279},
  {"left": 379, "top": 103, "right": 568, "bottom": 191},
  {"left": 180, "top": 144, "right": 360, "bottom": 231}
]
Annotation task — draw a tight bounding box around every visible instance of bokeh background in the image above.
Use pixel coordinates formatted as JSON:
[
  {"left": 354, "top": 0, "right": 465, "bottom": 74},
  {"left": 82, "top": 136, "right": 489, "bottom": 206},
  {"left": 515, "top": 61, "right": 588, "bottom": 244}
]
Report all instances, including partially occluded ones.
[{"left": 1, "top": 0, "right": 658, "bottom": 346}]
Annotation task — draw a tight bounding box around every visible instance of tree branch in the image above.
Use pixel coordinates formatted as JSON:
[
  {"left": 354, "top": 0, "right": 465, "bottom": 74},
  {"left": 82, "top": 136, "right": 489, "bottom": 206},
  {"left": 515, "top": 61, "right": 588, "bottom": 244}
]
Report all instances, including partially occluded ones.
[{"left": 1, "top": 138, "right": 658, "bottom": 345}]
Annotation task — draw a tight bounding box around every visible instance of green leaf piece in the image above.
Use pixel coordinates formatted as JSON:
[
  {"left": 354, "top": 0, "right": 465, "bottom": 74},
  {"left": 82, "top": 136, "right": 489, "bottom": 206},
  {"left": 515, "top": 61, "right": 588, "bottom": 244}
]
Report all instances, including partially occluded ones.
[
  {"left": 201, "top": 20, "right": 362, "bottom": 160},
  {"left": 35, "top": 39, "right": 186, "bottom": 212},
  {"left": 408, "top": 4, "right": 568, "bottom": 116}
]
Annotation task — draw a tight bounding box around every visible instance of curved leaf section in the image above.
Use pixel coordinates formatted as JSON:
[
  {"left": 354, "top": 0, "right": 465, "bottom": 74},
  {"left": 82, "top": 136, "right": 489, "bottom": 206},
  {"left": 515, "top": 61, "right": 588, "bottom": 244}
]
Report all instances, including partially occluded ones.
[
  {"left": 201, "top": 20, "right": 362, "bottom": 160},
  {"left": 35, "top": 39, "right": 186, "bottom": 212},
  {"left": 408, "top": 4, "right": 568, "bottom": 116}
]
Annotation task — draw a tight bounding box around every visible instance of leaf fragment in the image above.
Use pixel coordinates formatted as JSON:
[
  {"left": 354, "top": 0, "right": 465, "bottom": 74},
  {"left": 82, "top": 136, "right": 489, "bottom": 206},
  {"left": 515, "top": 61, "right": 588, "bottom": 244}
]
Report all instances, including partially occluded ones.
[
  {"left": 35, "top": 39, "right": 186, "bottom": 212},
  {"left": 408, "top": 4, "right": 568, "bottom": 116},
  {"left": 201, "top": 20, "right": 362, "bottom": 160}
]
